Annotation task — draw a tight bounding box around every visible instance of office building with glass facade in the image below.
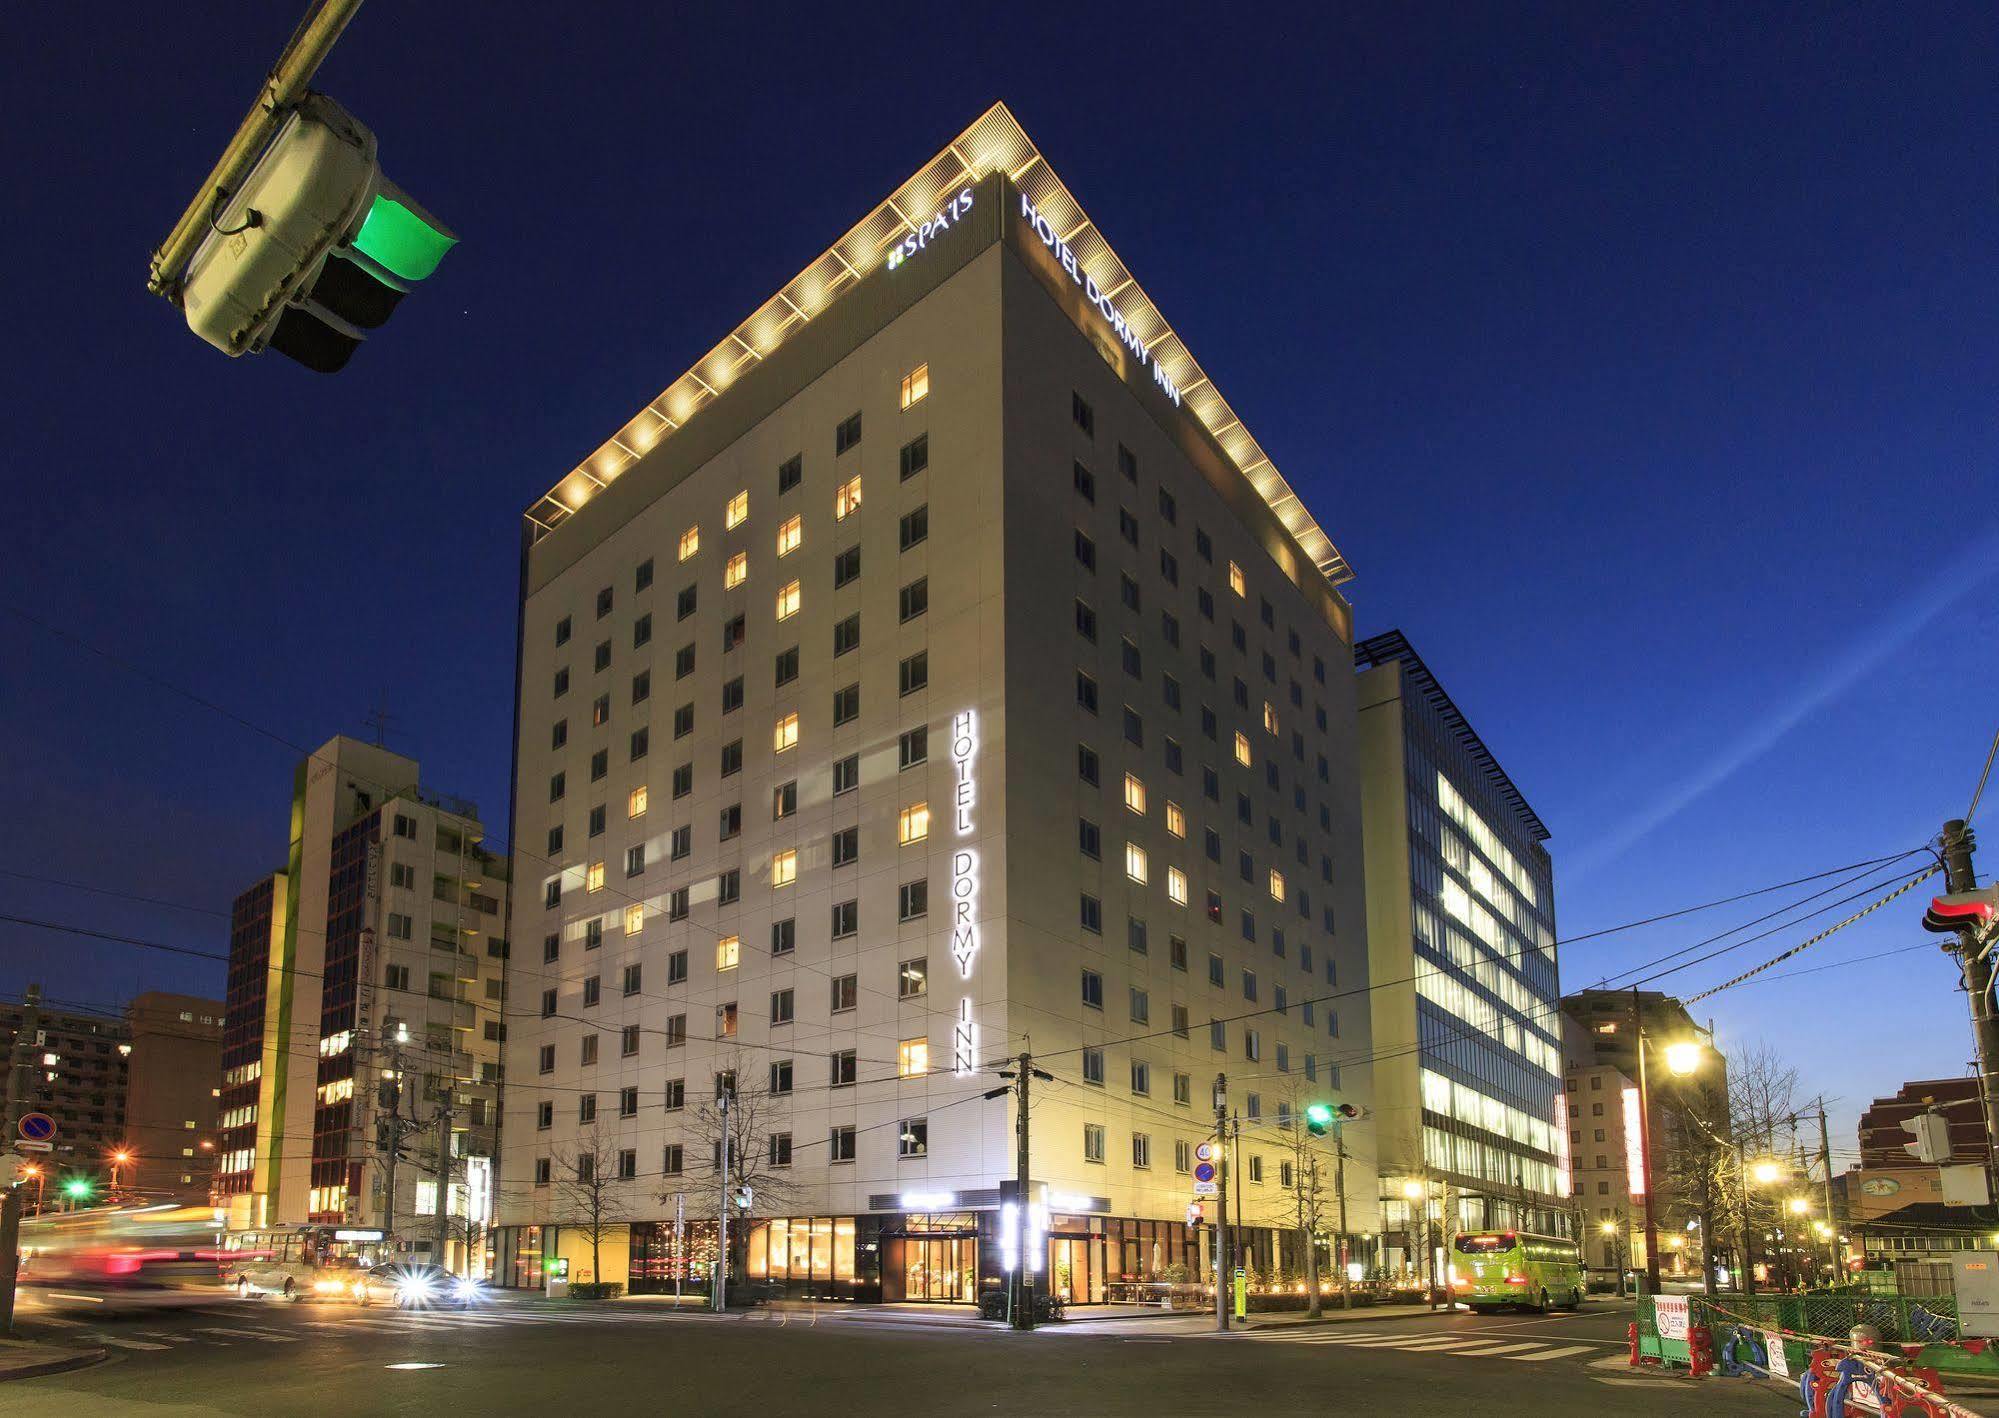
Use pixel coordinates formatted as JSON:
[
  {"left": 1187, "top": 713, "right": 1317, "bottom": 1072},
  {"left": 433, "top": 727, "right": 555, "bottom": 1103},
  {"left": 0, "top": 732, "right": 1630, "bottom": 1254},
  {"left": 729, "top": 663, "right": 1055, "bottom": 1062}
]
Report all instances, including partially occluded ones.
[
  {"left": 493, "top": 103, "right": 1378, "bottom": 1306},
  {"left": 1355, "top": 631, "right": 1563, "bottom": 1278}
]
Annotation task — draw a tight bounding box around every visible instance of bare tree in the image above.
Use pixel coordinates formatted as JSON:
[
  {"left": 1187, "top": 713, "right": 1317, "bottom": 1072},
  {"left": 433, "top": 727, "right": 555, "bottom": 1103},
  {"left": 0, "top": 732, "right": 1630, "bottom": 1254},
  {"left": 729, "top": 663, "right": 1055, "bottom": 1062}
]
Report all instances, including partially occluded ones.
[
  {"left": 1264, "top": 1086, "right": 1332, "bottom": 1316},
  {"left": 554, "top": 1125, "right": 627, "bottom": 1289},
  {"left": 676, "top": 1053, "right": 800, "bottom": 1279}
]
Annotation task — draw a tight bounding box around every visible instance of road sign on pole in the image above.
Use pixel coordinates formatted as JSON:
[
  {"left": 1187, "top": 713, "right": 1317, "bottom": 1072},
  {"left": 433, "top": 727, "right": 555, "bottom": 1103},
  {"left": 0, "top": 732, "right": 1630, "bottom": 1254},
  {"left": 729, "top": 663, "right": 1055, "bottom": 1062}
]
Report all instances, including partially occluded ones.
[
  {"left": 12, "top": 1141, "right": 51, "bottom": 1155},
  {"left": 1195, "top": 1141, "right": 1216, "bottom": 1163},
  {"left": 18, "top": 1114, "right": 55, "bottom": 1144}
]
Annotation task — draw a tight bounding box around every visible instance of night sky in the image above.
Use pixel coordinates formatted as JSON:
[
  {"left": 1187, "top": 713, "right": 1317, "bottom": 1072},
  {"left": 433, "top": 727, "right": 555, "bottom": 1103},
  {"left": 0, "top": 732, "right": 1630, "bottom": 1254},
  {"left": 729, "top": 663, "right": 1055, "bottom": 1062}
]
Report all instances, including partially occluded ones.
[{"left": 3, "top": 3, "right": 1994, "bottom": 1152}]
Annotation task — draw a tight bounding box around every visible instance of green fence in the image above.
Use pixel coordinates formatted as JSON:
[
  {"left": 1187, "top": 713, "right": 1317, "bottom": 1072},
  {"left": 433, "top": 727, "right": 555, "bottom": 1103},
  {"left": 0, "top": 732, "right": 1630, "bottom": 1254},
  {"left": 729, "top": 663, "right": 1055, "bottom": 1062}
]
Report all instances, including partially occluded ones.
[{"left": 1634, "top": 1290, "right": 1963, "bottom": 1373}]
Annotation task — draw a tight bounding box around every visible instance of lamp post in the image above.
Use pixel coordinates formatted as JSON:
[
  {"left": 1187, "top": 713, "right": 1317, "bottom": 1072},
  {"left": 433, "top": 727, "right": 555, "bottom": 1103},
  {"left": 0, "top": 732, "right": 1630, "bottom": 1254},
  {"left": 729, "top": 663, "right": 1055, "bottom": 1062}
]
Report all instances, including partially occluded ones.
[
  {"left": 108, "top": 1148, "right": 133, "bottom": 1200},
  {"left": 1599, "top": 1219, "right": 1626, "bottom": 1297},
  {"left": 1630, "top": 990, "right": 1704, "bottom": 1295}
]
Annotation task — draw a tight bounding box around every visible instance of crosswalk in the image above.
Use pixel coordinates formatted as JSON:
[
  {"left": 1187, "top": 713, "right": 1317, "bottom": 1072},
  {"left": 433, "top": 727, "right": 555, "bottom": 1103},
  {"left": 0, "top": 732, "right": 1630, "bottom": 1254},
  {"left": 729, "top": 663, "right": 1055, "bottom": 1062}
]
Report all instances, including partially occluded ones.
[{"left": 1231, "top": 1327, "right": 1600, "bottom": 1364}]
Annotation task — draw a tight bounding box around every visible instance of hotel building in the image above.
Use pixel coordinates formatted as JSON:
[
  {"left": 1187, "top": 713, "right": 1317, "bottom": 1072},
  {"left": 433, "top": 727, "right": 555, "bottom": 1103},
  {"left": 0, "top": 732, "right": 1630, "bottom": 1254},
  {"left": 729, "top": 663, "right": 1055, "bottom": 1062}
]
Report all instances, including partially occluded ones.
[
  {"left": 1355, "top": 632, "right": 1565, "bottom": 1274},
  {"left": 494, "top": 103, "right": 1377, "bottom": 1304},
  {"left": 218, "top": 736, "right": 507, "bottom": 1272}
]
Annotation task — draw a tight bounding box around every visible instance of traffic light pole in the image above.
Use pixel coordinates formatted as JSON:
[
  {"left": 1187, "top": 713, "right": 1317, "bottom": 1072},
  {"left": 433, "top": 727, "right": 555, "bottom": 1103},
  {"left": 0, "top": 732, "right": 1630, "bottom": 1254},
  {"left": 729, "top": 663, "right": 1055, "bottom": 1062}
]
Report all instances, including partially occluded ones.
[
  {"left": 147, "top": 0, "right": 368, "bottom": 298},
  {"left": 1213, "top": 1074, "right": 1230, "bottom": 1333},
  {"left": 1939, "top": 820, "right": 1999, "bottom": 1202},
  {"left": 1012, "top": 1052, "right": 1034, "bottom": 1332},
  {"left": 431, "top": 1094, "right": 453, "bottom": 1274},
  {"left": 713, "top": 1085, "right": 730, "bottom": 1313},
  {"left": 1335, "top": 1129, "right": 1352, "bottom": 1309}
]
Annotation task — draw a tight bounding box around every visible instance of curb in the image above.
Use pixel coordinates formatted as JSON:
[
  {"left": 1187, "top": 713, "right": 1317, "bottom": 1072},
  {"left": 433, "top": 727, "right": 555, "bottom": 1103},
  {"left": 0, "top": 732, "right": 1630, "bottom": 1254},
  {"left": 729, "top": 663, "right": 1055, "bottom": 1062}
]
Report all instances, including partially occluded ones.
[{"left": 0, "top": 1346, "right": 108, "bottom": 1383}]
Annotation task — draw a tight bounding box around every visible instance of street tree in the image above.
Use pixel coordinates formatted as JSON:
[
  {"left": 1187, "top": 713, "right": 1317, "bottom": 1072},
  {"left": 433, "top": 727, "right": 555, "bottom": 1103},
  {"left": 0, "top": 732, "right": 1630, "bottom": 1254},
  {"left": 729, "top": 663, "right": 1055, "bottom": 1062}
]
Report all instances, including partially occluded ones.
[
  {"left": 554, "top": 1125, "right": 627, "bottom": 1289},
  {"left": 679, "top": 1053, "right": 799, "bottom": 1276}
]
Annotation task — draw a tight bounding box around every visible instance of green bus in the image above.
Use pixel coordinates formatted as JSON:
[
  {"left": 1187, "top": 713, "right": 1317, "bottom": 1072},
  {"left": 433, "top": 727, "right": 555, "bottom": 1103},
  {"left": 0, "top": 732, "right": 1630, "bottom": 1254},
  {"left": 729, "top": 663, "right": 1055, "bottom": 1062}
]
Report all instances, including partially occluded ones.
[{"left": 1451, "top": 1231, "right": 1585, "bottom": 1313}]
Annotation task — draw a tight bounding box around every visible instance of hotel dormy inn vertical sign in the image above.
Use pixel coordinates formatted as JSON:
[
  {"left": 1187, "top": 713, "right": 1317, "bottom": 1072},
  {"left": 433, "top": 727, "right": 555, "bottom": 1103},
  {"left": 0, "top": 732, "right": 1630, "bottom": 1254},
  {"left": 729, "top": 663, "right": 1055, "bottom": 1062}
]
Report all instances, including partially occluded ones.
[{"left": 950, "top": 710, "right": 979, "bottom": 1076}]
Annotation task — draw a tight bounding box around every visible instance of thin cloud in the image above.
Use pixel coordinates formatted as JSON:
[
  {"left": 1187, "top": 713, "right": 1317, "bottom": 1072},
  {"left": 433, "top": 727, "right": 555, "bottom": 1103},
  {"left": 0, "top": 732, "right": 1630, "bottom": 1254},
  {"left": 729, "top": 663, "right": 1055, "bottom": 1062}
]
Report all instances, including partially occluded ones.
[{"left": 1569, "top": 524, "right": 1999, "bottom": 880}]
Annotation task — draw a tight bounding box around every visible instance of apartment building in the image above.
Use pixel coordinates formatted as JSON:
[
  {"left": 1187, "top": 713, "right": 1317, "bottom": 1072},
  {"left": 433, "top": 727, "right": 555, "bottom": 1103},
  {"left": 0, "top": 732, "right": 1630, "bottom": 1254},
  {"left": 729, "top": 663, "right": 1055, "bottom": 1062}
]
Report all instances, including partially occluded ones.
[
  {"left": 217, "top": 736, "right": 507, "bottom": 1272},
  {"left": 494, "top": 103, "right": 1377, "bottom": 1304},
  {"left": 124, "top": 991, "right": 224, "bottom": 1201}
]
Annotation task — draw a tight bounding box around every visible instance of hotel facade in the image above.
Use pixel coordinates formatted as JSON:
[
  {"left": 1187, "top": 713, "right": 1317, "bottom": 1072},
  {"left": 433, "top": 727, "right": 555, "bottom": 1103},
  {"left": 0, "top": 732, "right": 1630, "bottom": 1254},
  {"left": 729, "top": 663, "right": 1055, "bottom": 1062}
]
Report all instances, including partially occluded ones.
[
  {"left": 1355, "top": 632, "right": 1566, "bottom": 1275},
  {"left": 494, "top": 104, "right": 1377, "bottom": 1305},
  {"left": 217, "top": 736, "right": 507, "bottom": 1273}
]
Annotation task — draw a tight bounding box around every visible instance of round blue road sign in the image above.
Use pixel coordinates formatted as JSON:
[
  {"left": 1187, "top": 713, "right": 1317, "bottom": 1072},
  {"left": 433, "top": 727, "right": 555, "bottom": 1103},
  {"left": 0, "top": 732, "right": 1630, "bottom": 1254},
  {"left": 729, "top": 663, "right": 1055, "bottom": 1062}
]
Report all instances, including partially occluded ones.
[
  {"left": 1193, "top": 1161, "right": 1216, "bottom": 1184},
  {"left": 18, "top": 1112, "right": 55, "bottom": 1142}
]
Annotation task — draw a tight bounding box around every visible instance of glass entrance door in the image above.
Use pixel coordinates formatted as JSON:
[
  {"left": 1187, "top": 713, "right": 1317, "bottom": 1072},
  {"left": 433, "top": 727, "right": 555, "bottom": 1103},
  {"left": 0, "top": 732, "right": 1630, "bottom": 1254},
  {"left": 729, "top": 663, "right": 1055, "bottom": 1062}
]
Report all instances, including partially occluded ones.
[
  {"left": 902, "top": 1237, "right": 975, "bottom": 1301},
  {"left": 1049, "top": 1236, "right": 1103, "bottom": 1303}
]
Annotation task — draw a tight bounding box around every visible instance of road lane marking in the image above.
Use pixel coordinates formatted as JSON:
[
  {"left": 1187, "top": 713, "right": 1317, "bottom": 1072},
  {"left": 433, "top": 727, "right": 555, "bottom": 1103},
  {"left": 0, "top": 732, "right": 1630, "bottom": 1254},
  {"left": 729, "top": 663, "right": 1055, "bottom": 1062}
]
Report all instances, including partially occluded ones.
[
  {"left": 197, "top": 1326, "right": 299, "bottom": 1341},
  {"left": 1503, "top": 1344, "right": 1597, "bottom": 1362},
  {"left": 86, "top": 1334, "right": 170, "bottom": 1351},
  {"left": 1448, "top": 1341, "right": 1545, "bottom": 1356}
]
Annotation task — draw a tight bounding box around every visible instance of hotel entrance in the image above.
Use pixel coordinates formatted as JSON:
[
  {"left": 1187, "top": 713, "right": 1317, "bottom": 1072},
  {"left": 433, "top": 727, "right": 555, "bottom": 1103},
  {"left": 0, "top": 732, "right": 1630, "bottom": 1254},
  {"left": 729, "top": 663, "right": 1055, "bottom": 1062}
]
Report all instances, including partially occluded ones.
[
  {"left": 881, "top": 1213, "right": 978, "bottom": 1302},
  {"left": 1048, "top": 1233, "right": 1105, "bottom": 1304}
]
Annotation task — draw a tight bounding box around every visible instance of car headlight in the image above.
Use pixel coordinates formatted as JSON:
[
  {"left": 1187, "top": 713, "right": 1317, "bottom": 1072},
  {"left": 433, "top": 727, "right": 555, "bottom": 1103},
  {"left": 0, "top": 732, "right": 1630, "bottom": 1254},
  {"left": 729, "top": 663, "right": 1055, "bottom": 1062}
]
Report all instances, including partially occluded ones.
[
  {"left": 451, "top": 1278, "right": 480, "bottom": 1302},
  {"left": 397, "top": 1277, "right": 436, "bottom": 1302},
  {"left": 314, "top": 1280, "right": 342, "bottom": 1294}
]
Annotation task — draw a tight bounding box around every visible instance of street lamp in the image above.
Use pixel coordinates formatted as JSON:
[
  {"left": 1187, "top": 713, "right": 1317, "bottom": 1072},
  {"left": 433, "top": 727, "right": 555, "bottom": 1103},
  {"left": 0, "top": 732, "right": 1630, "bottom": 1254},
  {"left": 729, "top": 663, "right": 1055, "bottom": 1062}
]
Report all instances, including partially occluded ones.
[
  {"left": 1599, "top": 1219, "right": 1627, "bottom": 1297},
  {"left": 108, "top": 1148, "right": 134, "bottom": 1197},
  {"left": 1752, "top": 1160, "right": 1783, "bottom": 1186},
  {"left": 1402, "top": 1180, "right": 1435, "bottom": 1306},
  {"left": 1630, "top": 1004, "right": 1708, "bottom": 1294}
]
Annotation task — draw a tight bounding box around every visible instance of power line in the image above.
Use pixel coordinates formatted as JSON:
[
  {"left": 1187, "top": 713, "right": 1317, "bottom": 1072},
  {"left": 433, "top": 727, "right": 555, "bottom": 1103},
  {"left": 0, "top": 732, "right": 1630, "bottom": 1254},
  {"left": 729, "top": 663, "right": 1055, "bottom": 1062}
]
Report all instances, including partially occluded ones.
[{"left": 1680, "top": 868, "right": 1941, "bottom": 1004}]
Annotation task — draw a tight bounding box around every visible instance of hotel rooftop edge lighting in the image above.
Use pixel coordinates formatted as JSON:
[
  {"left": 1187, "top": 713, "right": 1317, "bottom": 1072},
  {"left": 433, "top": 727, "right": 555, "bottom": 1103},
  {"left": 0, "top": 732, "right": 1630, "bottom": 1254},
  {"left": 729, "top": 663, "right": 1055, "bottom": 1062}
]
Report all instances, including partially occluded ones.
[{"left": 523, "top": 101, "right": 1354, "bottom": 591}]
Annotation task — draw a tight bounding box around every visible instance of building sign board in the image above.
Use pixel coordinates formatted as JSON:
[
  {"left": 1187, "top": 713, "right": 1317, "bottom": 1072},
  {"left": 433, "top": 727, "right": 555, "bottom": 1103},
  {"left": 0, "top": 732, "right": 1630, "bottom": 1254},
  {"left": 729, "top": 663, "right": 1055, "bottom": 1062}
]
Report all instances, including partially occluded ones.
[{"left": 1019, "top": 194, "right": 1181, "bottom": 407}]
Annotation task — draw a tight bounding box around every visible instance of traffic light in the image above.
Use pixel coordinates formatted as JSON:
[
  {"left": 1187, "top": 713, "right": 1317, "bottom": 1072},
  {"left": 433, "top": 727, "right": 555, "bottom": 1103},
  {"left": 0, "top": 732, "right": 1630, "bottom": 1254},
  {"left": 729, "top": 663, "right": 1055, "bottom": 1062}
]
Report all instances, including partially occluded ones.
[
  {"left": 1305, "top": 1101, "right": 1364, "bottom": 1136},
  {"left": 61, "top": 1177, "right": 94, "bottom": 1203},
  {"left": 1924, "top": 888, "right": 1999, "bottom": 936},
  {"left": 176, "top": 93, "right": 455, "bottom": 372},
  {"left": 1902, "top": 1111, "right": 1952, "bottom": 1164}
]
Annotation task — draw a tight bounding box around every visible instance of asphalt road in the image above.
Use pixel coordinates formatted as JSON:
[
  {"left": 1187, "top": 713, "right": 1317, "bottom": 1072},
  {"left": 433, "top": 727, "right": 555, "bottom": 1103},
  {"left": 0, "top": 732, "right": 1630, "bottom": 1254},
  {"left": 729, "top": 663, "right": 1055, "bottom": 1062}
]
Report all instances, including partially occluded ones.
[{"left": 3, "top": 1292, "right": 1805, "bottom": 1417}]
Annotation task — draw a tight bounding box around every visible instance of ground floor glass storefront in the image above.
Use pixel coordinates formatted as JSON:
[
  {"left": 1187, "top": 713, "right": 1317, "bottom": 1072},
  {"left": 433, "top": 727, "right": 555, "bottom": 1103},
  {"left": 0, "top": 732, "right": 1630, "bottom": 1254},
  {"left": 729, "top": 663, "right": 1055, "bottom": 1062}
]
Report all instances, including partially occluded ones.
[{"left": 494, "top": 1209, "right": 1285, "bottom": 1304}]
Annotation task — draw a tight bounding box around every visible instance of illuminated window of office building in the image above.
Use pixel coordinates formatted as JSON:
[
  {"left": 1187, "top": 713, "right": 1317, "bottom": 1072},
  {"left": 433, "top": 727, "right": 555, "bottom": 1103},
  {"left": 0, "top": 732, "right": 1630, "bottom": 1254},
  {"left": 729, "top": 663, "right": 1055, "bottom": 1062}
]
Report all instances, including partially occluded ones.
[
  {"left": 775, "top": 580, "right": 801, "bottom": 621},
  {"left": 724, "top": 551, "right": 748, "bottom": 589},
  {"left": 1125, "top": 842, "right": 1148, "bottom": 884},
  {"left": 898, "top": 802, "right": 930, "bottom": 845},
  {"left": 725, "top": 490, "right": 749, "bottom": 530},
  {"left": 898, "top": 1037, "right": 929, "bottom": 1077},
  {"left": 1233, "top": 731, "right": 1252, "bottom": 766},
  {"left": 1167, "top": 867, "right": 1188, "bottom": 906},
  {"left": 773, "top": 712, "right": 799, "bottom": 753},
  {"left": 835, "top": 475, "right": 862, "bottom": 521},
  {"left": 777, "top": 515, "right": 802, "bottom": 557},
  {"left": 629, "top": 785, "right": 648, "bottom": 818},
  {"left": 586, "top": 862, "right": 605, "bottom": 893},
  {"left": 1123, "top": 772, "right": 1147, "bottom": 815},
  {"left": 624, "top": 903, "right": 644, "bottom": 935},
  {"left": 900, "top": 364, "right": 929, "bottom": 409},
  {"left": 717, "top": 935, "right": 740, "bottom": 971},
  {"left": 1269, "top": 869, "right": 1286, "bottom": 902},
  {"left": 1263, "top": 702, "right": 1279, "bottom": 735},
  {"left": 1227, "top": 561, "right": 1245, "bottom": 597},
  {"left": 679, "top": 525, "right": 700, "bottom": 561},
  {"left": 1164, "top": 801, "right": 1186, "bottom": 838},
  {"left": 772, "top": 849, "right": 797, "bottom": 887}
]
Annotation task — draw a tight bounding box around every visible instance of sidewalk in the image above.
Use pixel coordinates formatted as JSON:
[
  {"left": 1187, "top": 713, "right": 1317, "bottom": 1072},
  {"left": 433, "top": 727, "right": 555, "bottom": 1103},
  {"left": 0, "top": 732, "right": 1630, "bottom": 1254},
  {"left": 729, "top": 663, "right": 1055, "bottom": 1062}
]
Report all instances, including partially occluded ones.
[{"left": 0, "top": 1337, "right": 105, "bottom": 1382}]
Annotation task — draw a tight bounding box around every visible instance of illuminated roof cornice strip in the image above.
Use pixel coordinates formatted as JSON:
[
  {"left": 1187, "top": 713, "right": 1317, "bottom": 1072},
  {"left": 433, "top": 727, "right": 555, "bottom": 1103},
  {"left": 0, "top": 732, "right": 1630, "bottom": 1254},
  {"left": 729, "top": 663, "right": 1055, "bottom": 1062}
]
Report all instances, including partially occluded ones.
[{"left": 526, "top": 102, "right": 1354, "bottom": 589}]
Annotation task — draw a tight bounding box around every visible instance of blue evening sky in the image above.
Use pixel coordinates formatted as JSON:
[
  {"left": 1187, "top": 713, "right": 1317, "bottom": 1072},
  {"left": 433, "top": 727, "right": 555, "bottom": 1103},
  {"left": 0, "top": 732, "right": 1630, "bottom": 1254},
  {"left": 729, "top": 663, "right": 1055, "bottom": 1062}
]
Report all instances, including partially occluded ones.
[{"left": 2, "top": 3, "right": 1994, "bottom": 1153}]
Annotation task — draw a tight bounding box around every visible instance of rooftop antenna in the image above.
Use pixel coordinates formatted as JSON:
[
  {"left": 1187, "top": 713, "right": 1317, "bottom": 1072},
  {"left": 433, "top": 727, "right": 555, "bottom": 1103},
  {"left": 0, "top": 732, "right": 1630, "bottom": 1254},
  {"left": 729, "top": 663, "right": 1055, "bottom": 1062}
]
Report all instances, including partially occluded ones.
[{"left": 362, "top": 697, "right": 397, "bottom": 748}]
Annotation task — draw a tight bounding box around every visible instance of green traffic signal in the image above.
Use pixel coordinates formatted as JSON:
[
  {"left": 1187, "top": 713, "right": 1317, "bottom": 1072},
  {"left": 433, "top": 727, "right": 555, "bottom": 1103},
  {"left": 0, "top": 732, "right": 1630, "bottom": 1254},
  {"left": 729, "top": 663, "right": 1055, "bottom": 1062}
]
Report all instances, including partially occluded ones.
[
  {"left": 62, "top": 1178, "right": 94, "bottom": 1201},
  {"left": 351, "top": 188, "right": 456, "bottom": 282},
  {"left": 1305, "top": 1103, "right": 1334, "bottom": 1136}
]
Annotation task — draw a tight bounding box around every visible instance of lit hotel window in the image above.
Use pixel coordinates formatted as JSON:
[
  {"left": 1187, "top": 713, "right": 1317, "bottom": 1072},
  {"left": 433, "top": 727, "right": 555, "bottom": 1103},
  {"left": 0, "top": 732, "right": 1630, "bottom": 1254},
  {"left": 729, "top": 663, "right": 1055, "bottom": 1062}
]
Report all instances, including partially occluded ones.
[
  {"left": 777, "top": 514, "right": 802, "bottom": 557},
  {"left": 1234, "top": 731, "right": 1252, "bottom": 766},
  {"left": 900, "top": 363, "right": 930, "bottom": 409},
  {"left": 624, "top": 903, "right": 645, "bottom": 935},
  {"left": 629, "top": 785, "right": 648, "bottom": 818},
  {"left": 835, "top": 475, "right": 862, "bottom": 521},
  {"left": 1263, "top": 702, "right": 1279, "bottom": 735},
  {"left": 724, "top": 551, "right": 748, "bottom": 589},
  {"left": 898, "top": 1037, "right": 929, "bottom": 1077},
  {"left": 1125, "top": 842, "right": 1149, "bottom": 884},
  {"left": 1123, "top": 772, "right": 1147, "bottom": 815},
  {"left": 586, "top": 862, "right": 605, "bottom": 893},
  {"left": 1164, "top": 801, "right": 1186, "bottom": 838},
  {"left": 1227, "top": 561, "right": 1246, "bottom": 597},
  {"left": 1167, "top": 867, "right": 1188, "bottom": 906},
  {"left": 717, "top": 935, "right": 740, "bottom": 971},
  {"left": 772, "top": 849, "right": 798, "bottom": 887},
  {"left": 775, "top": 579, "right": 801, "bottom": 622},
  {"left": 1269, "top": 869, "right": 1287, "bottom": 903},
  {"left": 679, "top": 525, "right": 700, "bottom": 561},
  {"left": 773, "top": 712, "right": 799, "bottom": 753},
  {"left": 899, "top": 802, "right": 930, "bottom": 845},
  {"left": 726, "top": 490, "right": 749, "bottom": 530}
]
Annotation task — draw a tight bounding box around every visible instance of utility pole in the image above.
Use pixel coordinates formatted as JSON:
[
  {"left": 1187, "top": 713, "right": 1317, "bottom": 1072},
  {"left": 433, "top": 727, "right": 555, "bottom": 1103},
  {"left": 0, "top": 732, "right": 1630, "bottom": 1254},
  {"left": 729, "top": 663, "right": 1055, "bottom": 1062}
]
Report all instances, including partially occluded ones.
[
  {"left": 1012, "top": 1050, "right": 1035, "bottom": 1331},
  {"left": 1939, "top": 820, "right": 1999, "bottom": 1200},
  {"left": 1213, "top": 1073, "right": 1230, "bottom": 1332},
  {"left": 1736, "top": 1132, "right": 1757, "bottom": 1297},
  {"left": 1301, "top": 1155, "right": 1323, "bottom": 1319},
  {"left": 379, "top": 1024, "right": 404, "bottom": 1249},
  {"left": 1815, "top": 1101, "right": 1839, "bottom": 1281},
  {"left": 431, "top": 1091, "right": 453, "bottom": 1275},
  {"left": 0, "top": 985, "right": 40, "bottom": 1334},
  {"left": 1633, "top": 986, "right": 1661, "bottom": 1293},
  {"left": 712, "top": 1083, "right": 730, "bottom": 1313},
  {"left": 1335, "top": 1128, "right": 1352, "bottom": 1309}
]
